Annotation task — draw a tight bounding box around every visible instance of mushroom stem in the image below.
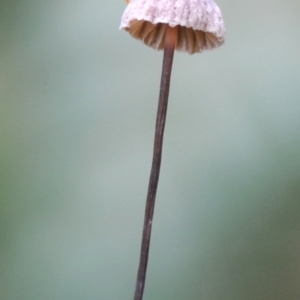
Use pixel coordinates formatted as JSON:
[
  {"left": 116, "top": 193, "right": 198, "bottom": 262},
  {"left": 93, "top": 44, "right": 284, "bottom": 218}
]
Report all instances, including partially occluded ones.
[{"left": 134, "top": 25, "right": 178, "bottom": 300}]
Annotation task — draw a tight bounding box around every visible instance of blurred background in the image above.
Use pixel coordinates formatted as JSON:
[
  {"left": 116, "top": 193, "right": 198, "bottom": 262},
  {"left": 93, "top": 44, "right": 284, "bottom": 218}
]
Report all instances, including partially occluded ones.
[{"left": 1, "top": 0, "right": 300, "bottom": 299}]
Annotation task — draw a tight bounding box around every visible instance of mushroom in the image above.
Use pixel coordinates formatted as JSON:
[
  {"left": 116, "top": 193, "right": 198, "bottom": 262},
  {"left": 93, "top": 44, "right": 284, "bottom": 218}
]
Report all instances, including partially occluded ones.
[{"left": 120, "top": 1, "right": 225, "bottom": 299}]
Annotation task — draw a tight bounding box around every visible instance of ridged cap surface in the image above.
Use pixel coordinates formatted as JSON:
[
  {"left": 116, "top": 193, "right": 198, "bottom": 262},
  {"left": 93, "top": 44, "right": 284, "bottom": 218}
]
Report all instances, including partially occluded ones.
[{"left": 120, "top": 0, "right": 225, "bottom": 54}]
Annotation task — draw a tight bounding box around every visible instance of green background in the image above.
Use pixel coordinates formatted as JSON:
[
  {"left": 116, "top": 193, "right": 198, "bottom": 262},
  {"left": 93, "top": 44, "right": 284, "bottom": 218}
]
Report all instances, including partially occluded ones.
[{"left": 1, "top": 1, "right": 300, "bottom": 299}]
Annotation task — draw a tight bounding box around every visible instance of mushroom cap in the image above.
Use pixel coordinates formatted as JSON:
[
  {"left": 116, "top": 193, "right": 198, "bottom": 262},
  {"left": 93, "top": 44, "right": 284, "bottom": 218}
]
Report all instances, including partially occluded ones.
[{"left": 120, "top": 0, "right": 225, "bottom": 54}]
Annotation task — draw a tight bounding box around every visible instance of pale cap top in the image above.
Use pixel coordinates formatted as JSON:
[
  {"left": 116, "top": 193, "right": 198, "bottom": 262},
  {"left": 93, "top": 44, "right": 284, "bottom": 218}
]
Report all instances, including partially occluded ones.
[{"left": 120, "top": 0, "right": 225, "bottom": 54}]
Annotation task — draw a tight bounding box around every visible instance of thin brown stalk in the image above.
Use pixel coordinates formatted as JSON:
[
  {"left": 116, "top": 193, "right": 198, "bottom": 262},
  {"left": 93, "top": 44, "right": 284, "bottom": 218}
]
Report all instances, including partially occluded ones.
[{"left": 133, "top": 25, "right": 178, "bottom": 300}]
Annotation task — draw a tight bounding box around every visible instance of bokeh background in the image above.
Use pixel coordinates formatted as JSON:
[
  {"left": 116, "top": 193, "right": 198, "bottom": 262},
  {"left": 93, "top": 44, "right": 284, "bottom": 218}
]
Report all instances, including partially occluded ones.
[{"left": 1, "top": 1, "right": 300, "bottom": 299}]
